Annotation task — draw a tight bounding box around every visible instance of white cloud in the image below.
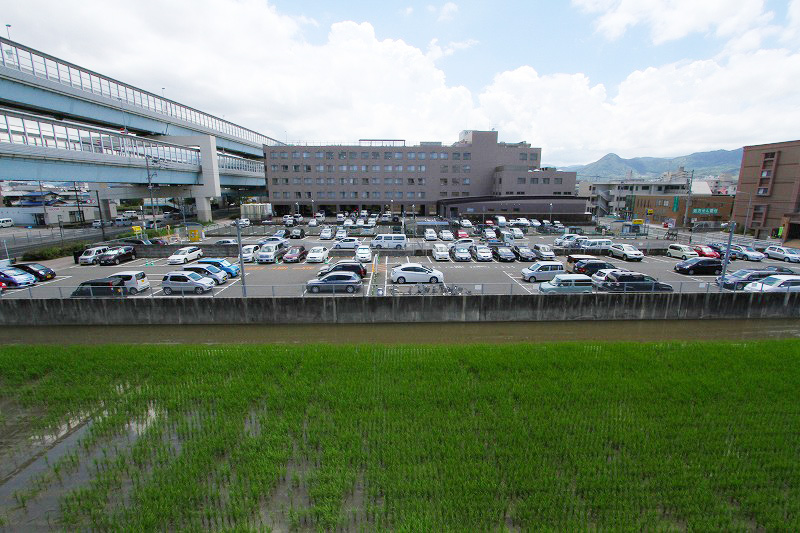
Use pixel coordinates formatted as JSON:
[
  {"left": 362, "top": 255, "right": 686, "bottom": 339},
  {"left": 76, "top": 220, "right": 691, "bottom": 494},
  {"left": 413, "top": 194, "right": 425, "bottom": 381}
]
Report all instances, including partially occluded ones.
[
  {"left": 3, "top": 0, "right": 800, "bottom": 166},
  {"left": 573, "top": 0, "right": 775, "bottom": 46},
  {"left": 426, "top": 38, "right": 479, "bottom": 60},
  {"left": 402, "top": 6, "right": 414, "bottom": 16},
  {"left": 437, "top": 2, "right": 459, "bottom": 22}
]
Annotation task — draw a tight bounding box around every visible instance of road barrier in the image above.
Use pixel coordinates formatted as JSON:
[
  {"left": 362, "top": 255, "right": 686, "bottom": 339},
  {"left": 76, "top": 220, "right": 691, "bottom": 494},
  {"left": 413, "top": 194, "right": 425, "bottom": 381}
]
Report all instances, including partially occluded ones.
[{"left": 1, "top": 289, "right": 798, "bottom": 325}]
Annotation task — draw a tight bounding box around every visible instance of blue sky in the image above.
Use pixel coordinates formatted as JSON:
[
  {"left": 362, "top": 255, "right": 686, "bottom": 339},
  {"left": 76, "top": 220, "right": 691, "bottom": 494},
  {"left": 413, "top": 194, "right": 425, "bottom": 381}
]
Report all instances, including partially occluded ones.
[{"left": 4, "top": 0, "right": 800, "bottom": 165}]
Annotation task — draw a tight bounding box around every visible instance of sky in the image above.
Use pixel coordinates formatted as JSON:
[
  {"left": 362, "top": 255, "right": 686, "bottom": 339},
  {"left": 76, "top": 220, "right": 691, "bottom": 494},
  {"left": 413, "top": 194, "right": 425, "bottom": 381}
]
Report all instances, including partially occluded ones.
[{"left": 3, "top": 0, "right": 800, "bottom": 166}]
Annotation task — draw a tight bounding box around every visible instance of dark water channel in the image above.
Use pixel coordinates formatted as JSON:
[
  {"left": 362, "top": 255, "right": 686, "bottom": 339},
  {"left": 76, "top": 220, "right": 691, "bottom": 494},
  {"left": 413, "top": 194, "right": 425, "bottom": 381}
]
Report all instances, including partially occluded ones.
[{"left": 2, "top": 319, "right": 799, "bottom": 344}]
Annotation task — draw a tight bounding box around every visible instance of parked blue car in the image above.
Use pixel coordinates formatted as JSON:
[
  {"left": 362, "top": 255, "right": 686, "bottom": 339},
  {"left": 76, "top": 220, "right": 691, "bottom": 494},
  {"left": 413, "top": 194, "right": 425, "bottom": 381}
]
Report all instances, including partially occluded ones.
[
  {"left": 0, "top": 267, "right": 37, "bottom": 288},
  {"left": 198, "top": 258, "right": 240, "bottom": 277}
]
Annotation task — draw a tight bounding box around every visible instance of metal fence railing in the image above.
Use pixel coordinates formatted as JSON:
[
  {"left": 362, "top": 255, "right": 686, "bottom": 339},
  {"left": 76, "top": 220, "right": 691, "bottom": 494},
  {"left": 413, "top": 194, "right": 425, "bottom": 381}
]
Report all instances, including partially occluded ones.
[{"left": 2, "top": 281, "right": 795, "bottom": 300}]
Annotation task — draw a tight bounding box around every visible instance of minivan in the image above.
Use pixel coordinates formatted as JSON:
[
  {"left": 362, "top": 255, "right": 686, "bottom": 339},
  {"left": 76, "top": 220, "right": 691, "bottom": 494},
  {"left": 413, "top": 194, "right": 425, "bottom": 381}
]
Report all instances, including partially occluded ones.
[
  {"left": 565, "top": 254, "right": 597, "bottom": 272},
  {"left": 108, "top": 271, "right": 150, "bottom": 294},
  {"left": 495, "top": 216, "right": 507, "bottom": 227},
  {"left": 538, "top": 274, "right": 594, "bottom": 294},
  {"left": 0, "top": 218, "right": 13, "bottom": 228},
  {"left": 161, "top": 271, "right": 214, "bottom": 295},
  {"left": 521, "top": 261, "right": 565, "bottom": 282},
  {"left": 579, "top": 238, "right": 613, "bottom": 252},
  {"left": 257, "top": 241, "right": 288, "bottom": 263},
  {"left": 71, "top": 277, "right": 126, "bottom": 298},
  {"left": 114, "top": 216, "right": 132, "bottom": 227},
  {"left": 79, "top": 246, "right": 110, "bottom": 265},
  {"left": 370, "top": 234, "right": 408, "bottom": 249}
]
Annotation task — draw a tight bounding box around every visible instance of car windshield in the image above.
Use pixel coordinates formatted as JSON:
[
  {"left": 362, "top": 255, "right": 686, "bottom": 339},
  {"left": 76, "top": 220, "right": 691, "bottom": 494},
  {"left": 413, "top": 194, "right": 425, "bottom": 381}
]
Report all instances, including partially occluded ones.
[
  {"left": 787, "top": 248, "right": 800, "bottom": 254},
  {"left": 456, "top": 248, "right": 468, "bottom": 253},
  {"left": 743, "top": 246, "right": 756, "bottom": 252},
  {"left": 518, "top": 247, "right": 531, "bottom": 253},
  {"left": 357, "top": 246, "right": 369, "bottom": 252},
  {"left": 187, "top": 272, "right": 203, "bottom": 281},
  {"left": 174, "top": 250, "right": 187, "bottom": 255},
  {"left": 264, "top": 246, "right": 277, "bottom": 252},
  {"left": 729, "top": 270, "right": 753, "bottom": 278},
  {"left": 289, "top": 248, "right": 302, "bottom": 253},
  {"left": 539, "top": 245, "right": 552, "bottom": 252},
  {"left": 218, "top": 260, "right": 232, "bottom": 267},
  {"left": 622, "top": 245, "right": 635, "bottom": 251},
  {"left": 310, "top": 247, "right": 324, "bottom": 254},
  {"left": 478, "top": 247, "right": 490, "bottom": 252},
  {"left": 28, "top": 263, "right": 47, "bottom": 270},
  {"left": 759, "top": 276, "right": 784, "bottom": 286},
  {"left": 499, "top": 248, "right": 512, "bottom": 253},
  {"left": 205, "top": 265, "right": 221, "bottom": 273},
  {"left": 2, "top": 268, "right": 25, "bottom": 276}
]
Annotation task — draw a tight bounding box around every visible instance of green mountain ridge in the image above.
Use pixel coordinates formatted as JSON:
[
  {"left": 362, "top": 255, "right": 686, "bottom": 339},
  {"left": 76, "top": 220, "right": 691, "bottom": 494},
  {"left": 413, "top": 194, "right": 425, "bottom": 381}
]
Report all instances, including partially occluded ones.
[{"left": 560, "top": 149, "right": 743, "bottom": 180}]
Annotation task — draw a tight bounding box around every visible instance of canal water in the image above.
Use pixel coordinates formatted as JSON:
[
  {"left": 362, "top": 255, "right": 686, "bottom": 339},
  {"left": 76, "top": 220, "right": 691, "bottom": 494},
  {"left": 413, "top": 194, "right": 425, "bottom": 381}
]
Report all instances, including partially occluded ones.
[{"left": 2, "top": 319, "right": 799, "bottom": 344}]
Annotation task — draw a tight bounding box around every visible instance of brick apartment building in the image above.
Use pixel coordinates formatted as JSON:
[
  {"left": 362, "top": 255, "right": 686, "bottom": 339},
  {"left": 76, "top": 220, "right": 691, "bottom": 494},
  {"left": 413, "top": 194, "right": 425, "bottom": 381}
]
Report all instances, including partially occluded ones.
[
  {"left": 732, "top": 140, "right": 800, "bottom": 241},
  {"left": 265, "top": 130, "right": 584, "bottom": 218},
  {"left": 632, "top": 195, "right": 734, "bottom": 226}
]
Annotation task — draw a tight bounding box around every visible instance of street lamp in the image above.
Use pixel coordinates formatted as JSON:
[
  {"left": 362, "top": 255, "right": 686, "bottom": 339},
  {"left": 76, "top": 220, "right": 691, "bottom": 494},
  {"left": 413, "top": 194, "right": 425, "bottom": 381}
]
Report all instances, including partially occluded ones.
[
  {"left": 295, "top": 202, "right": 299, "bottom": 216},
  {"left": 311, "top": 199, "right": 315, "bottom": 217},
  {"left": 145, "top": 155, "right": 161, "bottom": 231},
  {"left": 549, "top": 202, "right": 553, "bottom": 223}
]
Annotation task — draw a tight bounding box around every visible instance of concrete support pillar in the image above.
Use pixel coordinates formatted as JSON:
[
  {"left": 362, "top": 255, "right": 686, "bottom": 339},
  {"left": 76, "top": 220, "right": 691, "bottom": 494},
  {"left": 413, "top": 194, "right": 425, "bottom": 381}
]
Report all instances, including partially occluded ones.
[
  {"left": 195, "top": 196, "right": 212, "bottom": 222},
  {"left": 99, "top": 199, "right": 117, "bottom": 220}
]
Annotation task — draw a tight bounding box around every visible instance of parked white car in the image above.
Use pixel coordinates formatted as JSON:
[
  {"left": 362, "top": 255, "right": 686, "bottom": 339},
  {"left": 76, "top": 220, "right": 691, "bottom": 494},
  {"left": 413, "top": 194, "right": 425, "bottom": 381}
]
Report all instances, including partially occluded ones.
[
  {"left": 335, "top": 228, "right": 348, "bottom": 240},
  {"left": 765, "top": 245, "right": 800, "bottom": 263},
  {"left": 432, "top": 243, "right": 450, "bottom": 261},
  {"left": 530, "top": 219, "right": 541, "bottom": 227},
  {"left": 354, "top": 245, "right": 372, "bottom": 262},
  {"left": 521, "top": 261, "right": 565, "bottom": 282},
  {"left": 167, "top": 246, "right": 203, "bottom": 265},
  {"left": 320, "top": 227, "right": 334, "bottom": 240},
  {"left": 343, "top": 219, "right": 354, "bottom": 227},
  {"left": 554, "top": 234, "right": 582, "bottom": 247},
  {"left": 391, "top": 263, "right": 444, "bottom": 284},
  {"left": 666, "top": 244, "right": 698, "bottom": 260},
  {"left": 424, "top": 228, "right": 438, "bottom": 241},
  {"left": 511, "top": 228, "right": 525, "bottom": 240},
  {"left": 334, "top": 237, "right": 361, "bottom": 250},
  {"left": 743, "top": 275, "right": 800, "bottom": 292},
  {"left": 306, "top": 246, "right": 329, "bottom": 263},
  {"left": 108, "top": 271, "right": 150, "bottom": 295},
  {"left": 439, "top": 230, "right": 454, "bottom": 241},
  {"left": 609, "top": 243, "right": 644, "bottom": 261},
  {"left": 240, "top": 244, "right": 260, "bottom": 262},
  {"left": 460, "top": 219, "right": 473, "bottom": 228}
]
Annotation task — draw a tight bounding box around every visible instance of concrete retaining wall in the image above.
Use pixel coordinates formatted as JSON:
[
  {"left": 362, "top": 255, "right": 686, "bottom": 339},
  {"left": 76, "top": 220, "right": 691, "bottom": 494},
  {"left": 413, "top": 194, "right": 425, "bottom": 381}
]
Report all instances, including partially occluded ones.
[{"left": 1, "top": 292, "right": 798, "bottom": 326}]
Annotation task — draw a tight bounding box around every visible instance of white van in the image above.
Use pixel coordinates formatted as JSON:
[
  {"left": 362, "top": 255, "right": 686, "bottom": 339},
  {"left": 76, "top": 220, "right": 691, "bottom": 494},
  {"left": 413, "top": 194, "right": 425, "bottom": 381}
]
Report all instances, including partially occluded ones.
[
  {"left": 579, "top": 238, "right": 613, "bottom": 252},
  {"left": 495, "top": 216, "right": 507, "bottom": 227},
  {"left": 370, "top": 234, "right": 408, "bottom": 249},
  {"left": 114, "top": 216, "right": 132, "bottom": 227},
  {"left": 108, "top": 271, "right": 150, "bottom": 295},
  {"left": 0, "top": 218, "right": 13, "bottom": 228}
]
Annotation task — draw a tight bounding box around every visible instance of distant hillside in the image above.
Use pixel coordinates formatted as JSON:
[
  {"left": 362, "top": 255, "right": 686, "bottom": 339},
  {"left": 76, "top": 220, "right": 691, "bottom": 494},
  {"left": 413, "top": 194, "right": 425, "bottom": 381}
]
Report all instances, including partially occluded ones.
[{"left": 561, "top": 149, "right": 742, "bottom": 180}]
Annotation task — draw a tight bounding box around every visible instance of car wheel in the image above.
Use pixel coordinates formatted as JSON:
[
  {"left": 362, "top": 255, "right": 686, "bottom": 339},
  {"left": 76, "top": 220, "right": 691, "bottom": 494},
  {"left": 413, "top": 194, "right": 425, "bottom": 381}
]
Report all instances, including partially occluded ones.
[
  {"left": 131, "top": 254, "right": 136, "bottom": 260},
  {"left": 714, "top": 269, "right": 721, "bottom": 275},
  {"left": 163, "top": 287, "right": 173, "bottom": 295},
  {"left": 688, "top": 269, "right": 694, "bottom": 275},
  {"left": 375, "top": 245, "right": 382, "bottom": 249},
  {"left": 129, "top": 288, "right": 138, "bottom": 295},
  {"left": 783, "top": 257, "right": 789, "bottom": 262},
  {"left": 395, "top": 245, "right": 403, "bottom": 249},
  {"left": 114, "top": 258, "right": 120, "bottom": 265},
  {"left": 396, "top": 276, "right": 406, "bottom": 284},
  {"left": 194, "top": 287, "right": 204, "bottom": 295},
  {"left": 184, "top": 258, "right": 188, "bottom": 264},
  {"left": 334, "top": 244, "right": 340, "bottom": 249},
  {"left": 682, "top": 255, "right": 687, "bottom": 260},
  {"left": 529, "top": 276, "right": 536, "bottom": 282},
  {"left": 311, "top": 286, "right": 320, "bottom": 293},
  {"left": 429, "top": 276, "right": 439, "bottom": 284},
  {"left": 346, "top": 285, "right": 355, "bottom": 293}
]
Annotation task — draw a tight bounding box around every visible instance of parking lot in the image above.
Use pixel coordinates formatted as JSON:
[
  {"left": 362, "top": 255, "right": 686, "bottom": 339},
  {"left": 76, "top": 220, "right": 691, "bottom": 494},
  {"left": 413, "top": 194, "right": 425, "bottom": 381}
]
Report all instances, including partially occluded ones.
[{"left": 3, "top": 228, "right": 797, "bottom": 298}]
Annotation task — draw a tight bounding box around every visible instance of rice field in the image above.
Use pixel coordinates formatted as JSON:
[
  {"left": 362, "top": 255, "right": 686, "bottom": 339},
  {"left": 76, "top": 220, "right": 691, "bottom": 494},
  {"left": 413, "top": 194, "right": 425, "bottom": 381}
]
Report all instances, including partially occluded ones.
[{"left": 0, "top": 340, "right": 798, "bottom": 531}]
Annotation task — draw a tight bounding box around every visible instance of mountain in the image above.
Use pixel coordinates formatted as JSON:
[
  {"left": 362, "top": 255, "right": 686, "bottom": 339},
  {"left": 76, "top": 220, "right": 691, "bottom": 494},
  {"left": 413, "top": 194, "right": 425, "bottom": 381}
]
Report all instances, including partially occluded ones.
[{"left": 561, "top": 149, "right": 743, "bottom": 181}]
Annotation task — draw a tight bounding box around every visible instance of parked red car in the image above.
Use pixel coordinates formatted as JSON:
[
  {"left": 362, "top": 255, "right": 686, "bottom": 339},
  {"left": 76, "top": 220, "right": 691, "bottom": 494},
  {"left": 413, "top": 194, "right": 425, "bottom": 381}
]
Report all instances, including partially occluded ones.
[
  {"left": 693, "top": 245, "right": 720, "bottom": 259},
  {"left": 0, "top": 281, "right": 6, "bottom": 295},
  {"left": 456, "top": 229, "right": 469, "bottom": 239}
]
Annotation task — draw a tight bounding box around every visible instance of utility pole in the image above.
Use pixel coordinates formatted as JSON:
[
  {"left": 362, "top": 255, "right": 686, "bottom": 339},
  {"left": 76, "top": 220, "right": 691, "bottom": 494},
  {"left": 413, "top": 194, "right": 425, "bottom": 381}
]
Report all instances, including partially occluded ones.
[
  {"left": 38, "top": 181, "right": 47, "bottom": 227},
  {"left": 146, "top": 155, "right": 158, "bottom": 231},
  {"left": 236, "top": 220, "right": 247, "bottom": 297},
  {"left": 95, "top": 190, "right": 107, "bottom": 241},
  {"left": 719, "top": 221, "right": 736, "bottom": 287},
  {"left": 682, "top": 169, "right": 694, "bottom": 228},
  {"left": 742, "top": 191, "right": 753, "bottom": 235},
  {"left": 73, "top": 181, "right": 85, "bottom": 225}
]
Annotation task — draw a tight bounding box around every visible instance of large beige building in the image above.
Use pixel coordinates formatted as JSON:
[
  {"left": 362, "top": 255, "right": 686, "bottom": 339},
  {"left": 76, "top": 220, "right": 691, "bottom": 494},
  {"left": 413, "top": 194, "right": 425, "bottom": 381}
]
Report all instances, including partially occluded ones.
[
  {"left": 732, "top": 140, "right": 800, "bottom": 241},
  {"left": 266, "top": 130, "right": 579, "bottom": 217}
]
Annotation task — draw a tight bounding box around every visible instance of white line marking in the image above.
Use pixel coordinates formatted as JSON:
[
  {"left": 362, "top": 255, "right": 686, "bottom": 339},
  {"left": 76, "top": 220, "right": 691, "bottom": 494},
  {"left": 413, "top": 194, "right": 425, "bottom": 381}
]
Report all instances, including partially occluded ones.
[
  {"left": 36, "top": 275, "right": 72, "bottom": 286},
  {"left": 505, "top": 271, "right": 532, "bottom": 294}
]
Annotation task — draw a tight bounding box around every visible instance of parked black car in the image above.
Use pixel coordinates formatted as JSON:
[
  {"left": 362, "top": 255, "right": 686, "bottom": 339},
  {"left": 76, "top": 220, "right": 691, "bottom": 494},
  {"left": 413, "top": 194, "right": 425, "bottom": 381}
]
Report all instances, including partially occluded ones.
[
  {"left": 599, "top": 271, "right": 674, "bottom": 292},
  {"left": 716, "top": 269, "right": 773, "bottom": 290},
  {"left": 290, "top": 228, "right": 306, "bottom": 239},
  {"left": 573, "top": 260, "right": 617, "bottom": 276},
  {"left": 13, "top": 262, "right": 56, "bottom": 281},
  {"left": 121, "top": 238, "right": 152, "bottom": 246},
  {"left": 763, "top": 265, "right": 797, "bottom": 275},
  {"left": 512, "top": 245, "right": 537, "bottom": 261},
  {"left": 98, "top": 246, "right": 137, "bottom": 265},
  {"left": 492, "top": 247, "right": 516, "bottom": 262},
  {"left": 708, "top": 242, "right": 740, "bottom": 260},
  {"left": 674, "top": 257, "right": 723, "bottom": 275},
  {"left": 317, "top": 260, "right": 367, "bottom": 278},
  {"left": 70, "top": 277, "right": 126, "bottom": 298}
]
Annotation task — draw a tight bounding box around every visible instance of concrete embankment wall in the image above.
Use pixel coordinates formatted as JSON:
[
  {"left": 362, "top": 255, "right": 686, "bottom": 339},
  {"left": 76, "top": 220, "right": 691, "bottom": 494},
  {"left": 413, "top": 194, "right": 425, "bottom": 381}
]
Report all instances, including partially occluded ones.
[{"left": 1, "top": 292, "right": 798, "bottom": 326}]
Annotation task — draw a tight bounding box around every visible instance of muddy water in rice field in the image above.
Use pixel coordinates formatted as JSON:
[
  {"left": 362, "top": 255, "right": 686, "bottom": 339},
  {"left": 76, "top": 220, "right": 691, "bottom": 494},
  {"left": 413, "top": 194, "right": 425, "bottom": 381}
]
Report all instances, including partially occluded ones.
[{"left": 1, "top": 319, "right": 799, "bottom": 344}]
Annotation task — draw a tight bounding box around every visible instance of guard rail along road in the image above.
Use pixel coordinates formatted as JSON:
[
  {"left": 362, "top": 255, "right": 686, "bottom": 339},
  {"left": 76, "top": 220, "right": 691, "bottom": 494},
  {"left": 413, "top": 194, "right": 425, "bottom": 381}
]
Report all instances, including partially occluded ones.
[{"left": 0, "top": 291, "right": 798, "bottom": 326}]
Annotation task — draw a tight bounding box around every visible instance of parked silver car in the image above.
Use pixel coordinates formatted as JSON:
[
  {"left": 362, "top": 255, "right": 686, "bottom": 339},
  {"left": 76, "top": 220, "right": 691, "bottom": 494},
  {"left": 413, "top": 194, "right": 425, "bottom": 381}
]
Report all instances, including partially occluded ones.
[{"left": 160, "top": 271, "right": 214, "bottom": 295}]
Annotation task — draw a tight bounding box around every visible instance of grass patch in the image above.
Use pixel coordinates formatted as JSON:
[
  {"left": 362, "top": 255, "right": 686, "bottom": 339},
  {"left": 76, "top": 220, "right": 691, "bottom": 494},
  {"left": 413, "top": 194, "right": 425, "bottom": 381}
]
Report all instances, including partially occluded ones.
[
  {"left": 0, "top": 340, "right": 798, "bottom": 530},
  {"left": 20, "top": 242, "right": 90, "bottom": 261}
]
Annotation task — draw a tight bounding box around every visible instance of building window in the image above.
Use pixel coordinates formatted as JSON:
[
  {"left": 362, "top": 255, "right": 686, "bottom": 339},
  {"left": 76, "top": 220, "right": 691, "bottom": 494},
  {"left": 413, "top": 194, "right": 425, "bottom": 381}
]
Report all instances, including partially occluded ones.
[
  {"left": 418, "top": 192, "right": 426, "bottom": 198},
  {"left": 360, "top": 165, "right": 368, "bottom": 172},
  {"left": 555, "top": 178, "right": 562, "bottom": 184},
  {"left": 327, "top": 177, "right": 335, "bottom": 185},
  {"left": 463, "top": 152, "right": 471, "bottom": 160},
  {"left": 384, "top": 152, "right": 392, "bottom": 160},
  {"left": 326, "top": 165, "right": 334, "bottom": 172},
  {"left": 292, "top": 165, "right": 300, "bottom": 172},
  {"left": 395, "top": 192, "right": 403, "bottom": 199},
  {"left": 394, "top": 152, "right": 403, "bottom": 159},
  {"left": 451, "top": 178, "right": 460, "bottom": 185},
  {"left": 440, "top": 152, "right": 448, "bottom": 160},
  {"left": 317, "top": 177, "right": 324, "bottom": 185},
  {"left": 372, "top": 165, "right": 381, "bottom": 172},
  {"left": 270, "top": 152, "right": 278, "bottom": 159},
  {"left": 327, "top": 191, "right": 335, "bottom": 198},
  {"left": 292, "top": 152, "right": 300, "bottom": 159},
  {"left": 281, "top": 165, "right": 289, "bottom": 172},
  {"left": 348, "top": 165, "right": 357, "bottom": 172},
  {"left": 304, "top": 178, "right": 312, "bottom": 184},
  {"left": 408, "top": 165, "right": 416, "bottom": 172},
  {"left": 395, "top": 178, "right": 403, "bottom": 184},
  {"left": 349, "top": 152, "right": 357, "bottom": 160},
  {"left": 384, "top": 165, "right": 393, "bottom": 172},
  {"left": 418, "top": 152, "right": 426, "bottom": 160},
  {"left": 408, "top": 178, "right": 415, "bottom": 185},
  {"left": 340, "top": 192, "right": 347, "bottom": 198},
  {"left": 272, "top": 191, "right": 280, "bottom": 198},
  {"left": 440, "top": 191, "right": 447, "bottom": 197},
  {"left": 757, "top": 187, "right": 769, "bottom": 195},
  {"left": 408, "top": 152, "right": 416, "bottom": 160},
  {"left": 517, "top": 191, "right": 525, "bottom": 195},
  {"left": 272, "top": 178, "right": 279, "bottom": 185},
  {"left": 292, "top": 177, "right": 301, "bottom": 184},
  {"left": 530, "top": 152, "right": 538, "bottom": 161},
  {"left": 542, "top": 178, "right": 550, "bottom": 184},
  {"left": 280, "top": 152, "right": 288, "bottom": 159},
  {"left": 463, "top": 165, "right": 470, "bottom": 173},
  {"left": 461, "top": 192, "right": 468, "bottom": 197},
  {"left": 419, "top": 165, "right": 426, "bottom": 172},
  {"left": 325, "top": 152, "right": 334, "bottom": 160},
  {"left": 453, "top": 153, "right": 461, "bottom": 160},
  {"left": 371, "top": 152, "right": 380, "bottom": 159},
  {"left": 519, "top": 153, "right": 528, "bottom": 161},
  {"left": 384, "top": 178, "right": 393, "bottom": 184},
  {"left": 440, "top": 178, "right": 448, "bottom": 186},
  {"left": 361, "top": 152, "right": 369, "bottom": 159},
  {"left": 302, "top": 152, "right": 310, "bottom": 159},
  {"left": 396, "top": 165, "right": 403, "bottom": 172},
  {"left": 282, "top": 192, "right": 289, "bottom": 198},
  {"left": 315, "top": 164, "right": 324, "bottom": 172},
  {"left": 362, "top": 178, "right": 369, "bottom": 185},
  {"left": 304, "top": 165, "right": 312, "bottom": 172},
  {"left": 384, "top": 191, "right": 392, "bottom": 199},
  {"left": 530, "top": 178, "right": 538, "bottom": 184},
  {"left": 315, "top": 151, "right": 324, "bottom": 159},
  {"left": 317, "top": 191, "right": 324, "bottom": 197},
  {"left": 553, "top": 192, "right": 561, "bottom": 195},
  {"left": 418, "top": 178, "right": 426, "bottom": 185},
  {"left": 339, "top": 165, "right": 347, "bottom": 171},
  {"left": 362, "top": 191, "right": 369, "bottom": 198},
  {"left": 517, "top": 177, "right": 526, "bottom": 184},
  {"left": 463, "top": 178, "right": 470, "bottom": 185},
  {"left": 452, "top": 165, "right": 460, "bottom": 173}
]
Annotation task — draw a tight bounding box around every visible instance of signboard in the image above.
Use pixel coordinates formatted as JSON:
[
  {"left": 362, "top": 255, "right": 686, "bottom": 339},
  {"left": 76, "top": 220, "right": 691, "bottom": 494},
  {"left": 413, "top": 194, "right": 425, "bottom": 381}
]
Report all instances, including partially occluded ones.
[
  {"left": 131, "top": 226, "right": 142, "bottom": 233},
  {"left": 632, "top": 219, "right": 644, "bottom": 225},
  {"left": 692, "top": 208, "right": 718, "bottom": 215},
  {"left": 672, "top": 196, "right": 680, "bottom": 212},
  {"left": 188, "top": 229, "right": 202, "bottom": 242},
  {"left": 646, "top": 209, "right": 654, "bottom": 215}
]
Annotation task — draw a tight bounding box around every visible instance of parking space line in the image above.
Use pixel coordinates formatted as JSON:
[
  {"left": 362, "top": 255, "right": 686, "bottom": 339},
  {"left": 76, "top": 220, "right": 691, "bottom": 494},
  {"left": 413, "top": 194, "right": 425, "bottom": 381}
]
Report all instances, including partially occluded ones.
[
  {"left": 36, "top": 275, "right": 72, "bottom": 286},
  {"left": 504, "top": 271, "right": 532, "bottom": 294},
  {"left": 214, "top": 277, "right": 241, "bottom": 294}
]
